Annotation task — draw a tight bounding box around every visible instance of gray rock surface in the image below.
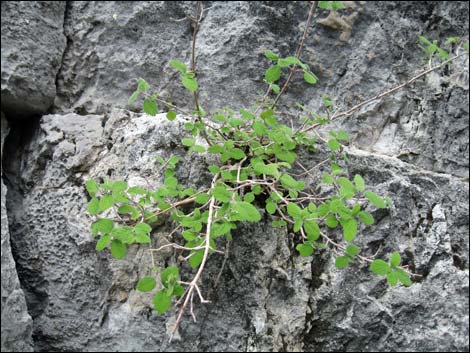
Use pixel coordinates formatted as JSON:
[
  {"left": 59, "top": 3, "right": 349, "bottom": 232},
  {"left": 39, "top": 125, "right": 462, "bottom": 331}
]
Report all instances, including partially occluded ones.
[
  {"left": 4, "top": 111, "right": 468, "bottom": 352},
  {"left": 1, "top": 113, "right": 34, "bottom": 352},
  {"left": 1, "top": 1, "right": 66, "bottom": 118},
  {"left": 0, "top": 1, "right": 469, "bottom": 352},
  {"left": 53, "top": 1, "right": 469, "bottom": 177}
]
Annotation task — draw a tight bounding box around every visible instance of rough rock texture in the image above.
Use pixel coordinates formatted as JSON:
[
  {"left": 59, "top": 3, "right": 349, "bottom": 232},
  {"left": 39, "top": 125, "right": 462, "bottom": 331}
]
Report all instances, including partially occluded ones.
[
  {"left": 0, "top": 1, "right": 469, "bottom": 352},
  {"left": 1, "top": 1, "right": 67, "bottom": 118},
  {"left": 1, "top": 114, "right": 34, "bottom": 352},
  {"left": 53, "top": 1, "right": 469, "bottom": 177},
  {"left": 4, "top": 111, "right": 469, "bottom": 352}
]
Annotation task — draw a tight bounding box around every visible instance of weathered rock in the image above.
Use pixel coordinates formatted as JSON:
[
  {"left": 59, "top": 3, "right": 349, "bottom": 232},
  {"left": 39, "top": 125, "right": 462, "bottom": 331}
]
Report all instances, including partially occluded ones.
[
  {"left": 4, "top": 111, "right": 468, "bottom": 352},
  {"left": 53, "top": 1, "right": 468, "bottom": 177},
  {"left": 1, "top": 113, "right": 34, "bottom": 352},
  {"left": 1, "top": 1, "right": 66, "bottom": 118}
]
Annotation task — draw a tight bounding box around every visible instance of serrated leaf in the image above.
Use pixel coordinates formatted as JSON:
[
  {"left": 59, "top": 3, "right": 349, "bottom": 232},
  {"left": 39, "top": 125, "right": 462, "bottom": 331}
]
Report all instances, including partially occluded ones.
[
  {"left": 182, "top": 75, "right": 198, "bottom": 92},
  {"left": 303, "top": 71, "right": 318, "bottom": 84},
  {"left": 162, "top": 266, "right": 179, "bottom": 286},
  {"left": 265, "top": 65, "right": 281, "bottom": 83},
  {"left": 195, "top": 193, "right": 210, "bottom": 204},
  {"left": 110, "top": 240, "right": 126, "bottom": 259},
  {"left": 87, "top": 197, "right": 100, "bottom": 215},
  {"left": 325, "top": 215, "right": 339, "bottom": 228},
  {"left": 370, "top": 259, "right": 390, "bottom": 275},
  {"left": 346, "top": 244, "right": 359, "bottom": 257},
  {"left": 182, "top": 138, "right": 195, "bottom": 147},
  {"left": 395, "top": 268, "right": 412, "bottom": 286},
  {"left": 264, "top": 50, "right": 279, "bottom": 61},
  {"left": 213, "top": 186, "right": 232, "bottom": 203},
  {"left": 135, "top": 233, "right": 151, "bottom": 243},
  {"left": 166, "top": 111, "right": 177, "bottom": 121},
  {"left": 387, "top": 271, "right": 398, "bottom": 286},
  {"left": 99, "top": 195, "right": 114, "bottom": 212},
  {"left": 296, "top": 243, "right": 314, "bottom": 257},
  {"left": 189, "top": 250, "right": 204, "bottom": 269},
  {"left": 266, "top": 201, "right": 277, "bottom": 215},
  {"left": 137, "top": 277, "right": 156, "bottom": 292},
  {"left": 86, "top": 180, "right": 99, "bottom": 197},
  {"left": 304, "top": 220, "right": 320, "bottom": 241},
  {"left": 91, "top": 218, "right": 114, "bottom": 235},
  {"left": 390, "top": 251, "right": 401, "bottom": 267},
  {"left": 342, "top": 218, "right": 357, "bottom": 241},
  {"left": 287, "top": 202, "right": 302, "bottom": 220},
  {"left": 328, "top": 138, "right": 341, "bottom": 151},
  {"left": 153, "top": 290, "right": 172, "bottom": 314},
  {"left": 128, "top": 91, "right": 139, "bottom": 105},
  {"left": 365, "top": 191, "right": 387, "bottom": 208},
  {"left": 143, "top": 98, "right": 158, "bottom": 116},
  {"left": 358, "top": 211, "right": 374, "bottom": 225},
  {"left": 170, "top": 59, "right": 187, "bottom": 73},
  {"left": 335, "top": 256, "right": 349, "bottom": 269},
  {"left": 232, "top": 201, "right": 261, "bottom": 222},
  {"left": 96, "top": 234, "right": 111, "bottom": 251},
  {"left": 354, "top": 175, "right": 365, "bottom": 192}
]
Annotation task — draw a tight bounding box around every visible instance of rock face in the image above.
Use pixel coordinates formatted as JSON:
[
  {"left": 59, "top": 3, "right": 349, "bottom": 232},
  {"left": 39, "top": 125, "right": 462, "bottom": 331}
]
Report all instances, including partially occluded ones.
[
  {"left": 3, "top": 111, "right": 469, "bottom": 352},
  {"left": 0, "top": 1, "right": 469, "bottom": 352},
  {"left": 1, "top": 1, "right": 67, "bottom": 118},
  {"left": 1, "top": 114, "right": 34, "bottom": 352}
]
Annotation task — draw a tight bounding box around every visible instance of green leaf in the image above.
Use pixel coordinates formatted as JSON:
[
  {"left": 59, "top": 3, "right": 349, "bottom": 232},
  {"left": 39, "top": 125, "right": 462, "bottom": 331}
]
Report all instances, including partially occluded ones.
[
  {"left": 166, "top": 111, "right": 177, "bottom": 121},
  {"left": 345, "top": 244, "right": 359, "bottom": 257},
  {"left": 365, "top": 191, "right": 387, "bottom": 208},
  {"left": 278, "top": 56, "right": 299, "bottom": 67},
  {"left": 91, "top": 218, "right": 114, "bottom": 235},
  {"left": 325, "top": 216, "right": 339, "bottom": 228},
  {"left": 395, "top": 268, "right": 412, "bottom": 286},
  {"left": 354, "top": 175, "right": 365, "bottom": 192},
  {"left": 110, "top": 240, "right": 126, "bottom": 259},
  {"left": 303, "top": 71, "right": 318, "bottom": 84},
  {"left": 128, "top": 91, "right": 139, "bottom": 105},
  {"left": 390, "top": 252, "right": 401, "bottom": 267},
  {"left": 213, "top": 186, "right": 232, "bottom": 203},
  {"left": 264, "top": 50, "right": 279, "bottom": 61},
  {"left": 336, "top": 130, "right": 350, "bottom": 141},
  {"left": 137, "top": 277, "right": 157, "bottom": 292},
  {"left": 182, "top": 138, "right": 196, "bottom": 147},
  {"left": 296, "top": 243, "right": 314, "bottom": 257},
  {"left": 265, "top": 65, "right": 281, "bottom": 83},
  {"left": 387, "top": 271, "right": 398, "bottom": 286},
  {"left": 370, "top": 259, "right": 390, "bottom": 275},
  {"left": 143, "top": 98, "right": 158, "bottom": 116},
  {"left": 252, "top": 121, "right": 268, "bottom": 136},
  {"left": 232, "top": 201, "right": 261, "bottom": 222},
  {"left": 153, "top": 290, "right": 172, "bottom": 314},
  {"left": 162, "top": 266, "right": 179, "bottom": 286},
  {"left": 170, "top": 59, "right": 187, "bottom": 73},
  {"left": 335, "top": 256, "right": 349, "bottom": 269},
  {"left": 99, "top": 195, "right": 114, "bottom": 212},
  {"left": 322, "top": 172, "right": 334, "bottom": 184},
  {"left": 189, "top": 250, "right": 204, "bottom": 269},
  {"left": 137, "top": 78, "right": 150, "bottom": 92},
  {"left": 287, "top": 202, "right": 302, "bottom": 220},
  {"left": 304, "top": 220, "right": 320, "bottom": 241},
  {"left": 342, "top": 218, "right": 357, "bottom": 241},
  {"left": 358, "top": 211, "right": 374, "bottom": 225},
  {"left": 328, "top": 138, "right": 341, "bottom": 151},
  {"left": 195, "top": 193, "right": 210, "bottom": 204},
  {"left": 208, "top": 165, "right": 220, "bottom": 174},
  {"left": 87, "top": 198, "right": 100, "bottom": 215},
  {"left": 135, "top": 222, "right": 152, "bottom": 235},
  {"left": 85, "top": 180, "right": 99, "bottom": 197},
  {"left": 266, "top": 201, "right": 277, "bottom": 215},
  {"left": 135, "top": 233, "right": 151, "bottom": 243},
  {"left": 230, "top": 148, "right": 245, "bottom": 160},
  {"left": 182, "top": 75, "right": 198, "bottom": 92},
  {"left": 96, "top": 234, "right": 111, "bottom": 251}
]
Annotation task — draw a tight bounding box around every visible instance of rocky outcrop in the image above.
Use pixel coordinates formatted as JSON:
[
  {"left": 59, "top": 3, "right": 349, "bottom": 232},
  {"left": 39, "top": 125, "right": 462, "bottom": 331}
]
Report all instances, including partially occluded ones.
[
  {"left": 53, "top": 1, "right": 469, "bottom": 177},
  {"left": 1, "top": 114, "right": 34, "bottom": 352},
  {"left": 1, "top": 1, "right": 67, "bottom": 118},
  {"left": 0, "top": 1, "right": 469, "bottom": 352},
  {"left": 4, "top": 111, "right": 468, "bottom": 351}
]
